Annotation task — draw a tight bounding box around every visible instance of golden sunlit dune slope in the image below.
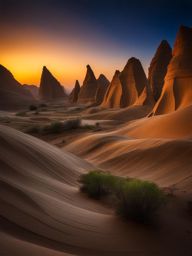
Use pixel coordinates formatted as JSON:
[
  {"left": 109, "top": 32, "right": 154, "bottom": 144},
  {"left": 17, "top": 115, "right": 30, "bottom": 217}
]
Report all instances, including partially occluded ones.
[
  {"left": 66, "top": 105, "right": 192, "bottom": 193},
  {"left": 1, "top": 125, "right": 192, "bottom": 255}
]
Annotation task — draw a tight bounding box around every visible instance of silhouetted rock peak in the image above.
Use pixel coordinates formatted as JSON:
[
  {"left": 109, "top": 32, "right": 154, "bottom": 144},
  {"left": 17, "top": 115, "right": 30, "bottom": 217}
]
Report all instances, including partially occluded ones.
[
  {"left": 95, "top": 74, "right": 110, "bottom": 105},
  {"left": 0, "top": 64, "right": 35, "bottom": 109},
  {"left": 97, "top": 74, "right": 109, "bottom": 86},
  {"left": 77, "top": 65, "right": 98, "bottom": 104},
  {"left": 39, "top": 66, "right": 66, "bottom": 101},
  {"left": 148, "top": 40, "right": 172, "bottom": 101},
  {"left": 69, "top": 80, "right": 81, "bottom": 103}
]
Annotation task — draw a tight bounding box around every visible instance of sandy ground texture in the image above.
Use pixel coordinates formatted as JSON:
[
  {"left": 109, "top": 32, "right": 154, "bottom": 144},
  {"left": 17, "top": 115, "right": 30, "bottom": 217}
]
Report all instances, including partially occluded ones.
[{"left": 0, "top": 104, "right": 192, "bottom": 255}]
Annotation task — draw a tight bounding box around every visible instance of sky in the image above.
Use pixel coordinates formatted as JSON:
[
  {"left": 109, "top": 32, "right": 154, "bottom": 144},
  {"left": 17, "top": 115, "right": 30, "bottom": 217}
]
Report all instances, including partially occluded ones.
[{"left": 0, "top": 0, "right": 192, "bottom": 90}]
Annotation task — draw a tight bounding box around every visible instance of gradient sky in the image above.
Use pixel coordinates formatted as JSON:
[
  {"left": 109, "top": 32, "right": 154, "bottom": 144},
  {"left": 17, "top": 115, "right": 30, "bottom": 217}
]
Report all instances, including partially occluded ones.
[{"left": 0, "top": 0, "right": 192, "bottom": 90}]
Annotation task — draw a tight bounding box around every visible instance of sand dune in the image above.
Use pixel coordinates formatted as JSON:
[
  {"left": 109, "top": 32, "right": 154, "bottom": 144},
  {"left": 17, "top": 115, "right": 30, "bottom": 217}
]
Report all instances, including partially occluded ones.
[
  {"left": 1, "top": 125, "right": 192, "bottom": 255},
  {"left": 118, "top": 105, "right": 192, "bottom": 139}
]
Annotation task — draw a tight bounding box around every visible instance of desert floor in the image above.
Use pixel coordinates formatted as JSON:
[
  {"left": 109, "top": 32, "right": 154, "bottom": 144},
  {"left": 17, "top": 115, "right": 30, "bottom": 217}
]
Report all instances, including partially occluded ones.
[{"left": 0, "top": 103, "right": 192, "bottom": 256}]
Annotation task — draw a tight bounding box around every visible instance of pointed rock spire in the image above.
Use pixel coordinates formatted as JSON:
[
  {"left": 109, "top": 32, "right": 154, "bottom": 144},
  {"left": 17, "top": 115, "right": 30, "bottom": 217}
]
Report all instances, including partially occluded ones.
[
  {"left": 77, "top": 65, "right": 98, "bottom": 104},
  {"left": 0, "top": 64, "right": 35, "bottom": 109},
  {"left": 95, "top": 74, "right": 110, "bottom": 105},
  {"left": 120, "top": 57, "right": 149, "bottom": 107},
  {"left": 153, "top": 25, "right": 192, "bottom": 115},
  {"left": 69, "top": 80, "right": 81, "bottom": 103},
  {"left": 148, "top": 40, "right": 172, "bottom": 101},
  {"left": 101, "top": 70, "right": 122, "bottom": 108},
  {"left": 39, "top": 66, "right": 66, "bottom": 101}
]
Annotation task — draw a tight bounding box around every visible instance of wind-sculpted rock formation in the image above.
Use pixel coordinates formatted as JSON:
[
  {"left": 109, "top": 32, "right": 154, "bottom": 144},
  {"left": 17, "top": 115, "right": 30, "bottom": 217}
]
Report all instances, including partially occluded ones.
[
  {"left": 69, "top": 80, "right": 80, "bottom": 103},
  {"left": 120, "top": 57, "right": 149, "bottom": 107},
  {"left": 148, "top": 40, "right": 172, "bottom": 101},
  {"left": 101, "top": 58, "right": 152, "bottom": 108},
  {"left": 101, "top": 70, "right": 122, "bottom": 108},
  {"left": 0, "top": 64, "right": 35, "bottom": 109},
  {"left": 39, "top": 66, "right": 66, "bottom": 101},
  {"left": 95, "top": 74, "right": 110, "bottom": 105},
  {"left": 77, "top": 65, "right": 98, "bottom": 104},
  {"left": 153, "top": 25, "right": 192, "bottom": 115}
]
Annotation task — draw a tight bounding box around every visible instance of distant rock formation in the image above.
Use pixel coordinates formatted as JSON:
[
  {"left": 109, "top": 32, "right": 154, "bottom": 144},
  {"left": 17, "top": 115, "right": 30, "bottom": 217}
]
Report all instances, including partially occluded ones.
[
  {"left": 77, "top": 65, "right": 98, "bottom": 104},
  {"left": 120, "top": 57, "right": 149, "bottom": 107},
  {"left": 23, "top": 84, "right": 39, "bottom": 99},
  {"left": 153, "top": 25, "right": 192, "bottom": 115},
  {"left": 0, "top": 64, "right": 35, "bottom": 109},
  {"left": 69, "top": 80, "right": 80, "bottom": 103},
  {"left": 101, "top": 70, "right": 122, "bottom": 108},
  {"left": 39, "top": 66, "right": 66, "bottom": 101},
  {"left": 95, "top": 74, "right": 110, "bottom": 105},
  {"left": 148, "top": 40, "right": 172, "bottom": 101}
]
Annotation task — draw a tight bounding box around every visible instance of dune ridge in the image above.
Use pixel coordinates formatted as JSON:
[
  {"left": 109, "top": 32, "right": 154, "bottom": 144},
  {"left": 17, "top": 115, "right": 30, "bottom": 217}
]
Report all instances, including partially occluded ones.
[{"left": 1, "top": 125, "right": 192, "bottom": 255}]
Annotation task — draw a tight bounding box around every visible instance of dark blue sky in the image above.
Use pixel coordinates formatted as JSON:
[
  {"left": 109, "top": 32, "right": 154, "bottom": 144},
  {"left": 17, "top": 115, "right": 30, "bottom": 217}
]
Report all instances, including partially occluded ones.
[{"left": 0, "top": 0, "right": 192, "bottom": 86}]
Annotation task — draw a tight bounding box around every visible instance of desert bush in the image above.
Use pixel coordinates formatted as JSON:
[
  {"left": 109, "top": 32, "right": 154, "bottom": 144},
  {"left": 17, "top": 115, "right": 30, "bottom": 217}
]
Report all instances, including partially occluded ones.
[
  {"left": 29, "top": 105, "right": 38, "bottom": 111},
  {"left": 116, "top": 179, "right": 165, "bottom": 222},
  {"left": 41, "top": 119, "right": 81, "bottom": 134},
  {"left": 80, "top": 170, "right": 117, "bottom": 199},
  {"left": 80, "top": 171, "right": 165, "bottom": 222}
]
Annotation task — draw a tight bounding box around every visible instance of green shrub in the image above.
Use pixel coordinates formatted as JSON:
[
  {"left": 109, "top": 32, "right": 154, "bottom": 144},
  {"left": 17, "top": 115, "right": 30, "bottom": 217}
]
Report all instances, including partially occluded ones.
[
  {"left": 80, "top": 171, "right": 165, "bottom": 222},
  {"left": 116, "top": 179, "right": 165, "bottom": 222},
  {"left": 80, "top": 170, "right": 116, "bottom": 199},
  {"left": 29, "top": 105, "right": 38, "bottom": 111},
  {"left": 41, "top": 119, "right": 81, "bottom": 134}
]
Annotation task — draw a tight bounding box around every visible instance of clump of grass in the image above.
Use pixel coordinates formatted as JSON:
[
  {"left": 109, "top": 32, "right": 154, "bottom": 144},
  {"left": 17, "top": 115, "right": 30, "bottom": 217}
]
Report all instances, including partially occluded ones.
[
  {"left": 80, "top": 171, "right": 165, "bottom": 222},
  {"left": 80, "top": 170, "right": 118, "bottom": 199},
  {"left": 41, "top": 119, "right": 81, "bottom": 134},
  {"left": 116, "top": 179, "right": 165, "bottom": 222}
]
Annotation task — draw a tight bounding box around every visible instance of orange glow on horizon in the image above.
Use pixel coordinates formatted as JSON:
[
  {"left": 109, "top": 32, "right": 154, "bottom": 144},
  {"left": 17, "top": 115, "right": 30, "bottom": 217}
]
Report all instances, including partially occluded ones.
[{"left": 0, "top": 25, "right": 148, "bottom": 90}]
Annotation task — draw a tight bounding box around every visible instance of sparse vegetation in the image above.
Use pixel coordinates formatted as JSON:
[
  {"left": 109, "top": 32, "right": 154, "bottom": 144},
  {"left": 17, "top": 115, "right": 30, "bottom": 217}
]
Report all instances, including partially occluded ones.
[
  {"left": 116, "top": 179, "right": 165, "bottom": 222},
  {"left": 26, "top": 119, "right": 81, "bottom": 135},
  {"left": 80, "top": 170, "right": 165, "bottom": 222}
]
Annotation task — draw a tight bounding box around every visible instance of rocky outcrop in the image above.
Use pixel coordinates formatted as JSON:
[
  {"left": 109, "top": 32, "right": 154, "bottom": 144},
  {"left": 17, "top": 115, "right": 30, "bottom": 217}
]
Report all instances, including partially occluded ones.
[
  {"left": 95, "top": 74, "right": 110, "bottom": 105},
  {"left": 77, "top": 65, "right": 98, "bottom": 104},
  {"left": 69, "top": 80, "right": 80, "bottom": 103},
  {"left": 153, "top": 25, "right": 192, "bottom": 115},
  {"left": 148, "top": 40, "right": 172, "bottom": 101},
  {"left": 0, "top": 64, "right": 35, "bottom": 109},
  {"left": 101, "top": 70, "right": 122, "bottom": 108},
  {"left": 39, "top": 66, "right": 66, "bottom": 101},
  {"left": 23, "top": 84, "right": 39, "bottom": 99},
  {"left": 120, "top": 57, "right": 150, "bottom": 107}
]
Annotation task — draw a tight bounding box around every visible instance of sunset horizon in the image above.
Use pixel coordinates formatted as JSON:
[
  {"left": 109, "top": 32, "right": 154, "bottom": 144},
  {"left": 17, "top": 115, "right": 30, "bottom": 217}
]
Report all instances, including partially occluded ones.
[{"left": 1, "top": 0, "right": 192, "bottom": 89}]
